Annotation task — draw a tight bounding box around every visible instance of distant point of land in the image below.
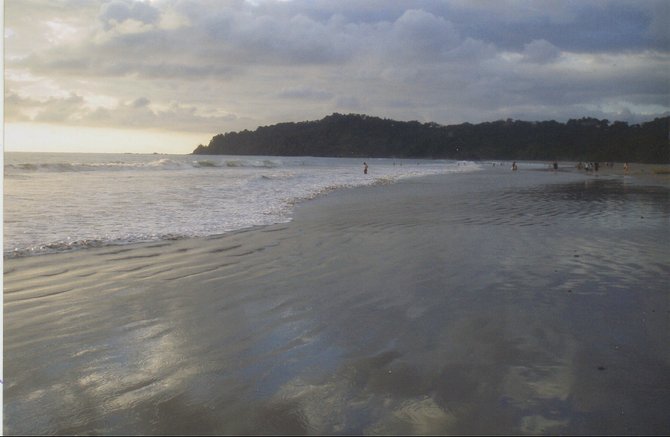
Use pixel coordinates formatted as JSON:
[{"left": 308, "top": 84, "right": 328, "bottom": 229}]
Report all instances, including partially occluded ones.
[{"left": 193, "top": 113, "right": 669, "bottom": 163}]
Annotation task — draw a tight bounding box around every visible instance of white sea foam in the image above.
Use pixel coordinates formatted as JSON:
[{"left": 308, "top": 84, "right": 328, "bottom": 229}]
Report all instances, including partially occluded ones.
[{"left": 4, "top": 152, "right": 483, "bottom": 257}]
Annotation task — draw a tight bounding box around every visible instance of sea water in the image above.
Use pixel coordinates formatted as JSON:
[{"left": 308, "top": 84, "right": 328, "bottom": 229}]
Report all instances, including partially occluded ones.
[{"left": 4, "top": 152, "right": 482, "bottom": 257}]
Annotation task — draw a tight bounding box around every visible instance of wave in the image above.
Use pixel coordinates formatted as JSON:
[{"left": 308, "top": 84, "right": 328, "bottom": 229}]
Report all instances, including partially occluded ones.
[
  {"left": 224, "top": 159, "right": 281, "bottom": 168},
  {"left": 6, "top": 159, "right": 186, "bottom": 173},
  {"left": 5, "top": 233, "right": 189, "bottom": 259},
  {"left": 192, "top": 160, "right": 219, "bottom": 168},
  {"left": 5, "top": 158, "right": 284, "bottom": 173},
  {"left": 4, "top": 157, "right": 484, "bottom": 258}
]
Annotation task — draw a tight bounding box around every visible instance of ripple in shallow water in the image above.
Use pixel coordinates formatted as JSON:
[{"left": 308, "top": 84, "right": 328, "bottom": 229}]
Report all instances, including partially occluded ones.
[{"left": 447, "top": 178, "right": 669, "bottom": 228}]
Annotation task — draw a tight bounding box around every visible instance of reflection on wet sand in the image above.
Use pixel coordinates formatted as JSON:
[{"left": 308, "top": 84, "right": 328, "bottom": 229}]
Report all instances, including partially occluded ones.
[{"left": 5, "top": 169, "right": 670, "bottom": 434}]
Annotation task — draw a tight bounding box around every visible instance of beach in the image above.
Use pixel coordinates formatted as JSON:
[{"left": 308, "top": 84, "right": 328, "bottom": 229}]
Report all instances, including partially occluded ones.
[{"left": 4, "top": 164, "right": 670, "bottom": 435}]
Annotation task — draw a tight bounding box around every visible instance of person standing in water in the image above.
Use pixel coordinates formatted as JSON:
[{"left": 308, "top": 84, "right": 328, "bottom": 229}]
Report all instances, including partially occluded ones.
[{"left": 363, "top": 162, "right": 368, "bottom": 174}]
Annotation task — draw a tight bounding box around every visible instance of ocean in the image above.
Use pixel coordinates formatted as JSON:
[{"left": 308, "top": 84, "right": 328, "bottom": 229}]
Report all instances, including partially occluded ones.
[{"left": 4, "top": 152, "right": 483, "bottom": 257}]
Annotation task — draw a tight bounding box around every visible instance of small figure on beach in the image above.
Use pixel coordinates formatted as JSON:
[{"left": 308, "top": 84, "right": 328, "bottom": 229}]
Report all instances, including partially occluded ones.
[
  {"left": 624, "top": 162, "right": 629, "bottom": 174},
  {"left": 363, "top": 162, "right": 368, "bottom": 175},
  {"left": 553, "top": 161, "right": 558, "bottom": 171},
  {"left": 512, "top": 161, "right": 518, "bottom": 171}
]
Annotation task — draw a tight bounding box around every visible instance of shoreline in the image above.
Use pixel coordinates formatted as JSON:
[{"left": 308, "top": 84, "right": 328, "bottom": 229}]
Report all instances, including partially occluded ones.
[
  {"left": 4, "top": 160, "right": 669, "bottom": 260},
  {"left": 3, "top": 155, "right": 477, "bottom": 260}
]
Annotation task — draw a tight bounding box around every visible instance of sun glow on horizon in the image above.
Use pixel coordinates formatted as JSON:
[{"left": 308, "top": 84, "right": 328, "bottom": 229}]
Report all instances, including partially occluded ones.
[{"left": 4, "top": 123, "right": 210, "bottom": 154}]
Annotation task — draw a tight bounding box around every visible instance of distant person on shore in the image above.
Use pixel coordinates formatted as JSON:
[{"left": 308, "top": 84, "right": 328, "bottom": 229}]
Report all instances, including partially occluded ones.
[
  {"left": 512, "top": 161, "right": 518, "bottom": 171},
  {"left": 363, "top": 162, "right": 368, "bottom": 175},
  {"left": 553, "top": 161, "right": 558, "bottom": 171},
  {"left": 624, "top": 162, "right": 629, "bottom": 174}
]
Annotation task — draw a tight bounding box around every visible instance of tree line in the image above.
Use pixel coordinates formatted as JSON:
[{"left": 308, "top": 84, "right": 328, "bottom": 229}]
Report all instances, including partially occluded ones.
[{"left": 193, "top": 113, "right": 669, "bottom": 163}]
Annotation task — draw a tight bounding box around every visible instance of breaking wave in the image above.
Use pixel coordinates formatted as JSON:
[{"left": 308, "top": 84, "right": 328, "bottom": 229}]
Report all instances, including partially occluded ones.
[
  {"left": 5, "top": 158, "right": 283, "bottom": 173},
  {"left": 5, "top": 153, "right": 484, "bottom": 258}
]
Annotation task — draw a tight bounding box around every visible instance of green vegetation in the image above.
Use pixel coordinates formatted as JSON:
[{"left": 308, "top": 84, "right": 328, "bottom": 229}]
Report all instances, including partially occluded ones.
[{"left": 193, "top": 113, "right": 669, "bottom": 163}]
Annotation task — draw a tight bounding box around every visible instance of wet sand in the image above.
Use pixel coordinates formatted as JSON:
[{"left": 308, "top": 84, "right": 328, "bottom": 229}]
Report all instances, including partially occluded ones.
[{"left": 4, "top": 164, "right": 670, "bottom": 435}]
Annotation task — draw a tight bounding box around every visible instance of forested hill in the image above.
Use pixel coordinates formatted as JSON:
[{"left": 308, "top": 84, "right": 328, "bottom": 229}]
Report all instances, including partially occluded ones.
[{"left": 193, "top": 113, "right": 670, "bottom": 163}]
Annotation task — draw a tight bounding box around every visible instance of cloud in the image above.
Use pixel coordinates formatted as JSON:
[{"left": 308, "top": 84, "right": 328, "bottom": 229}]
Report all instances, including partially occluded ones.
[
  {"left": 441, "top": 0, "right": 669, "bottom": 54},
  {"left": 99, "top": 0, "right": 161, "bottom": 30},
  {"left": 4, "top": 0, "right": 669, "bottom": 141},
  {"left": 10, "top": 4, "right": 465, "bottom": 78},
  {"left": 131, "top": 96, "right": 151, "bottom": 108},
  {"left": 522, "top": 39, "right": 562, "bottom": 64},
  {"left": 5, "top": 91, "right": 239, "bottom": 132},
  {"left": 335, "top": 95, "right": 362, "bottom": 110},
  {"left": 389, "top": 9, "right": 460, "bottom": 60},
  {"left": 10, "top": 1, "right": 667, "bottom": 75},
  {"left": 277, "top": 86, "right": 334, "bottom": 100}
]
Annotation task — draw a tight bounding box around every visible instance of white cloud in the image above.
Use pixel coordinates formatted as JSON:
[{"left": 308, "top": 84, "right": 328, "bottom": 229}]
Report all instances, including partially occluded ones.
[{"left": 45, "top": 19, "right": 80, "bottom": 43}]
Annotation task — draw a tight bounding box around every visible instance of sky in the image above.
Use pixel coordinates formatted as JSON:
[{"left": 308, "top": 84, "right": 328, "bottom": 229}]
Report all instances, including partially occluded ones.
[{"left": 4, "top": 0, "right": 670, "bottom": 154}]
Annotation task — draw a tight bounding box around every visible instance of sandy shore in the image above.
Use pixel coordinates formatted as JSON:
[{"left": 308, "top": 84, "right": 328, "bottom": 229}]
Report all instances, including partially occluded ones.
[
  {"left": 562, "top": 161, "right": 670, "bottom": 181},
  {"left": 4, "top": 164, "right": 670, "bottom": 435}
]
